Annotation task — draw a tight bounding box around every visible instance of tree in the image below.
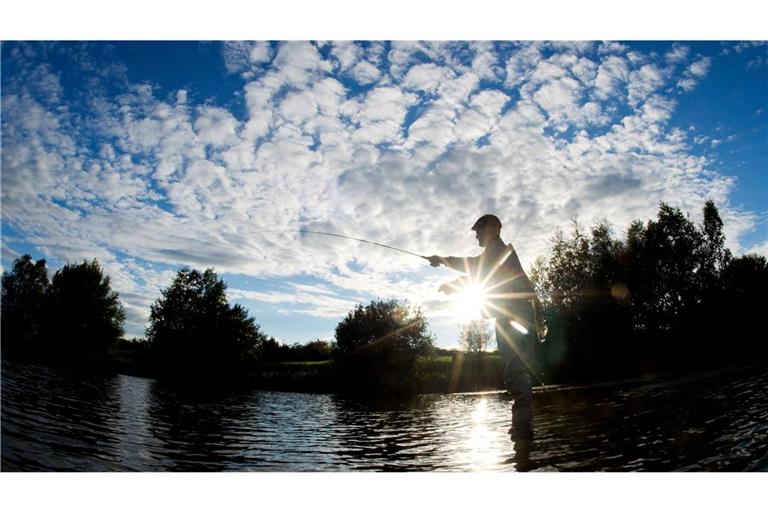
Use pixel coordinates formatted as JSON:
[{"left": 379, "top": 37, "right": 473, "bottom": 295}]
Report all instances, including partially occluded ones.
[
  {"left": 334, "top": 299, "right": 435, "bottom": 394},
  {"left": 639, "top": 203, "right": 704, "bottom": 332},
  {"left": 699, "top": 200, "right": 730, "bottom": 274},
  {"left": 334, "top": 298, "right": 434, "bottom": 355},
  {"left": 528, "top": 200, "right": 766, "bottom": 381},
  {"left": 1, "top": 254, "right": 50, "bottom": 352},
  {"left": 532, "top": 220, "right": 633, "bottom": 381},
  {"left": 537, "top": 221, "right": 592, "bottom": 311},
  {"left": 719, "top": 253, "right": 768, "bottom": 363},
  {"left": 294, "top": 339, "right": 333, "bottom": 361},
  {"left": 459, "top": 319, "right": 492, "bottom": 353},
  {"left": 146, "top": 267, "right": 268, "bottom": 376},
  {"left": 259, "top": 336, "right": 284, "bottom": 361},
  {"left": 43, "top": 259, "right": 126, "bottom": 356}
]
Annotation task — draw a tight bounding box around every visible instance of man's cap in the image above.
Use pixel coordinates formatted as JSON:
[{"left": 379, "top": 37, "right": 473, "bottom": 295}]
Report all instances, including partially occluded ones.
[{"left": 471, "top": 214, "right": 502, "bottom": 231}]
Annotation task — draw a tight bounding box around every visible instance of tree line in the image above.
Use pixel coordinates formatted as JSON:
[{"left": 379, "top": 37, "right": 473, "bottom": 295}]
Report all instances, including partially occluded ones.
[
  {"left": 2, "top": 258, "right": 125, "bottom": 360},
  {"left": 2, "top": 200, "right": 765, "bottom": 388},
  {"left": 1, "top": 258, "right": 435, "bottom": 387},
  {"left": 530, "top": 200, "right": 768, "bottom": 383}
]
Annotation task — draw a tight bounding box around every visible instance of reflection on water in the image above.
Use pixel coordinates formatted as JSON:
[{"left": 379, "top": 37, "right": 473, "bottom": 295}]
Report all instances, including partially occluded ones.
[{"left": 2, "top": 358, "right": 767, "bottom": 471}]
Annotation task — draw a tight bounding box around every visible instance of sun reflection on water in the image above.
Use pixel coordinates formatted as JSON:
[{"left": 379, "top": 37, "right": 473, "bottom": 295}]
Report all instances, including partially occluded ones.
[{"left": 462, "top": 398, "right": 504, "bottom": 470}]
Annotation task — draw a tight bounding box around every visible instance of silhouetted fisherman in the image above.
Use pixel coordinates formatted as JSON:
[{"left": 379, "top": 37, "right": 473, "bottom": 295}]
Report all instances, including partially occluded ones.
[{"left": 428, "top": 214, "right": 541, "bottom": 445}]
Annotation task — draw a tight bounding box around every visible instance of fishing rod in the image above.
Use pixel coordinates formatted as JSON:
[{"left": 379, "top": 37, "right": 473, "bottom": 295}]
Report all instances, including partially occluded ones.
[{"left": 256, "top": 229, "right": 429, "bottom": 260}]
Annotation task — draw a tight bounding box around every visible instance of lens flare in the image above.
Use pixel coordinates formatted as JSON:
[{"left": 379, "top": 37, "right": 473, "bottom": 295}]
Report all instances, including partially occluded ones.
[
  {"left": 453, "top": 283, "right": 488, "bottom": 323},
  {"left": 509, "top": 320, "right": 528, "bottom": 334}
]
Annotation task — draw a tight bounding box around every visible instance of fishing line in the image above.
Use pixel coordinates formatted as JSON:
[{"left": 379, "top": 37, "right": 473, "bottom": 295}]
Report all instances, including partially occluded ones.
[{"left": 254, "top": 229, "right": 428, "bottom": 260}]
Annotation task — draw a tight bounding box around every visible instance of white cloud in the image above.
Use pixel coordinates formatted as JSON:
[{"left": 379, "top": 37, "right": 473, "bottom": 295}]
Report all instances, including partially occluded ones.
[
  {"left": 570, "top": 57, "right": 599, "bottom": 86},
  {"left": 249, "top": 42, "right": 273, "bottom": 64},
  {"left": 598, "top": 41, "right": 629, "bottom": 55},
  {"left": 666, "top": 44, "right": 690, "bottom": 64},
  {"left": 470, "top": 41, "right": 500, "bottom": 81},
  {"left": 688, "top": 57, "right": 712, "bottom": 78},
  {"left": 194, "top": 106, "right": 240, "bottom": 147},
  {"left": 746, "top": 240, "right": 768, "bottom": 258},
  {"left": 504, "top": 43, "right": 542, "bottom": 86},
  {"left": 403, "top": 63, "right": 451, "bottom": 94},
  {"left": 677, "top": 78, "right": 698, "bottom": 92},
  {"left": 628, "top": 64, "right": 666, "bottom": 106},
  {"left": 357, "top": 86, "right": 416, "bottom": 125},
  {"left": 2, "top": 41, "right": 760, "bottom": 343},
  {"left": 529, "top": 60, "right": 569, "bottom": 84},
  {"left": 228, "top": 285, "right": 363, "bottom": 318},
  {"left": 222, "top": 42, "right": 275, "bottom": 78},
  {"left": 594, "top": 55, "right": 630, "bottom": 100},
  {"left": 677, "top": 56, "right": 713, "bottom": 91},
  {"left": 351, "top": 60, "right": 380, "bottom": 85},
  {"left": 330, "top": 41, "right": 361, "bottom": 71},
  {"left": 271, "top": 41, "right": 332, "bottom": 87}
]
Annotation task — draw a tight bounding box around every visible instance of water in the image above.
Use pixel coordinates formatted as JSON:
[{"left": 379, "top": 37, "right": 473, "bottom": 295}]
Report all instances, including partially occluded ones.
[{"left": 2, "top": 358, "right": 767, "bottom": 471}]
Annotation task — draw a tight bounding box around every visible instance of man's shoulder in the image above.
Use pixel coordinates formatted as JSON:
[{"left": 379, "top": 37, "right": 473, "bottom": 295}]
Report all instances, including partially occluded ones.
[
  {"left": 485, "top": 240, "right": 515, "bottom": 257},
  {"left": 484, "top": 238, "right": 507, "bottom": 251}
]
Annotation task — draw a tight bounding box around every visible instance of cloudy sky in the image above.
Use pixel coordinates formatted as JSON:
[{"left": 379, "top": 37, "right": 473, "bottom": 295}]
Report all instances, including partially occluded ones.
[{"left": 1, "top": 41, "right": 766, "bottom": 347}]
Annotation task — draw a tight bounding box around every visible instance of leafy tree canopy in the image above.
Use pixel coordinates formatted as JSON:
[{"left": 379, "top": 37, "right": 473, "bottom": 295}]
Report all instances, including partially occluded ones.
[
  {"left": 335, "top": 298, "right": 434, "bottom": 355},
  {"left": 44, "top": 259, "right": 126, "bottom": 355},
  {"left": 1, "top": 254, "right": 50, "bottom": 346},
  {"left": 146, "top": 267, "right": 267, "bottom": 373}
]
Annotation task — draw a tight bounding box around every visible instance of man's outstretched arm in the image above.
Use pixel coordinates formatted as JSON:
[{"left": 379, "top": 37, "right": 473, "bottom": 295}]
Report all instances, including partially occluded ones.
[{"left": 427, "top": 254, "right": 482, "bottom": 274}]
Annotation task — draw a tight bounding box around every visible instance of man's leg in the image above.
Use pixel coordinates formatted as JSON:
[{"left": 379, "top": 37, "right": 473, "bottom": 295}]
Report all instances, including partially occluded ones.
[
  {"left": 496, "top": 319, "right": 534, "bottom": 442},
  {"left": 507, "top": 371, "right": 533, "bottom": 441}
]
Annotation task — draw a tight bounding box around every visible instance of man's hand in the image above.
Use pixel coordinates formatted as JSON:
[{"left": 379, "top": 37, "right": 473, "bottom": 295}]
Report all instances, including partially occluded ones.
[{"left": 427, "top": 255, "right": 443, "bottom": 267}]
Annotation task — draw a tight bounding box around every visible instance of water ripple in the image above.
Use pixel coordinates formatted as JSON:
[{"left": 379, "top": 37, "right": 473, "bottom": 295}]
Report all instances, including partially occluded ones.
[{"left": 2, "top": 358, "right": 767, "bottom": 471}]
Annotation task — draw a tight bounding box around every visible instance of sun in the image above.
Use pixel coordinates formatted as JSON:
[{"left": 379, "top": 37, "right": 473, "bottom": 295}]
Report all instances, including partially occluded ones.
[{"left": 453, "top": 282, "right": 489, "bottom": 324}]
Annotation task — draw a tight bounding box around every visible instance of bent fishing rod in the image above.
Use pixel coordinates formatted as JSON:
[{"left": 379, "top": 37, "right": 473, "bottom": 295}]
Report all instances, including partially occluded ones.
[{"left": 255, "top": 229, "right": 429, "bottom": 260}]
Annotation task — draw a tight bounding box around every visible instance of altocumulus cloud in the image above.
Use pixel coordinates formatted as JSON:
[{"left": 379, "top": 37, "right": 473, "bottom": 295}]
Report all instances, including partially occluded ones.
[{"left": 0, "top": 41, "right": 762, "bottom": 340}]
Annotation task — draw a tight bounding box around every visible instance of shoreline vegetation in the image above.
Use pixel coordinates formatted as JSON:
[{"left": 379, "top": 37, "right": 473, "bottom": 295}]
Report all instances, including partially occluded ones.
[
  {"left": 9, "top": 347, "right": 509, "bottom": 395},
  {"left": 2, "top": 201, "right": 767, "bottom": 396},
  {"left": 5, "top": 348, "right": 763, "bottom": 399}
]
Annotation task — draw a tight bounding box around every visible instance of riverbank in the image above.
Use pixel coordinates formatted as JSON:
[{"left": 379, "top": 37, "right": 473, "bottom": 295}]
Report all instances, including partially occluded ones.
[
  {"left": 2, "top": 347, "right": 506, "bottom": 395},
  {"left": 6, "top": 343, "right": 763, "bottom": 397},
  {"left": 242, "top": 353, "right": 505, "bottom": 394}
]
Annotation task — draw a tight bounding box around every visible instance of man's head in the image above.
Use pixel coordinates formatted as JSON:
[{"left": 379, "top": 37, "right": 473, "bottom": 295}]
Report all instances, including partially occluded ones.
[{"left": 471, "top": 214, "right": 502, "bottom": 247}]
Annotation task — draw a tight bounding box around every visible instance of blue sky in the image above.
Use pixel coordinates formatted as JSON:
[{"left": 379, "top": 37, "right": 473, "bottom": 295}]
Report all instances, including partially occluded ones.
[{"left": 2, "top": 41, "right": 767, "bottom": 347}]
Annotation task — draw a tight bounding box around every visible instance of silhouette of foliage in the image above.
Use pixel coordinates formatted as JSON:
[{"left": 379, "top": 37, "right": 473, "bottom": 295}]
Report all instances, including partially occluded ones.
[
  {"left": 4, "top": 201, "right": 763, "bottom": 392},
  {"left": 531, "top": 200, "right": 765, "bottom": 383},
  {"left": 1, "top": 255, "right": 50, "bottom": 353},
  {"left": 258, "top": 336, "right": 283, "bottom": 361},
  {"left": 146, "top": 267, "right": 267, "bottom": 378},
  {"left": 299, "top": 339, "right": 333, "bottom": 360},
  {"left": 258, "top": 338, "right": 336, "bottom": 362},
  {"left": 334, "top": 299, "right": 434, "bottom": 394},
  {"left": 335, "top": 298, "right": 434, "bottom": 355},
  {"left": 719, "top": 253, "right": 768, "bottom": 361},
  {"left": 42, "top": 259, "right": 126, "bottom": 356}
]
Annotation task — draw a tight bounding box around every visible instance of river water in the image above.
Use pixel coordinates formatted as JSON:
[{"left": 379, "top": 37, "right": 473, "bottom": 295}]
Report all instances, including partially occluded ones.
[{"left": 2, "top": 358, "right": 767, "bottom": 471}]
